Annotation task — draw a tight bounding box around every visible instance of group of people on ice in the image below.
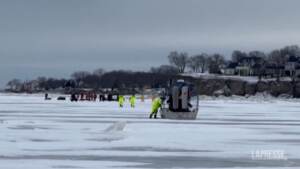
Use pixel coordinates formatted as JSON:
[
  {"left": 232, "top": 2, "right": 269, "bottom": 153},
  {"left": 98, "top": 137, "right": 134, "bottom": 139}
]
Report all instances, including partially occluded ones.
[
  {"left": 70, "top": 92, "right": 119, "bottom": 102},
  {"left": 118, "top": 94, "right": 162, "bottom": 119},
  {"left": 45, "top": 79, "right": 196, "bottom": 120},
  {"left": 118, "top": 95, "right": 136, "bottom": 108}
]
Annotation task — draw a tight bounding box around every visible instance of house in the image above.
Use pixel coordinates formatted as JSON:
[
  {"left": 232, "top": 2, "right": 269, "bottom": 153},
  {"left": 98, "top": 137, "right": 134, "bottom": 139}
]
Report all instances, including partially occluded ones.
[
  {"left": 223, "top": 62, "right": 238, "bottom": 75},
  {"left": 265, "top": 65, "right": 285, "bottom": 78},
  {"left": 285, "top": 56, "right": 300, "bottom": 77},
  {"left": 251, "top": 64, "right": 263, "bottom": 76},
  {"left": 222, "top": 54, "right": 300, "bottom": 78},
  {"left": 296, "top": 66, "right": 300, "bottom": 78},
  {"left": 235, "top": 57, "right": 263, "bottom": 76},
  {"left": 236, "top": 65, "right": 253, "bottom": 76}
]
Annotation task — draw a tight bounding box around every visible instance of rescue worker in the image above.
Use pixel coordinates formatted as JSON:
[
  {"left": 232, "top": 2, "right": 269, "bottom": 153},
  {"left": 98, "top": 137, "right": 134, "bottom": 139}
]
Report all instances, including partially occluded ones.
[
  {"left": 149, "top": 97, "right": 162, "bottom": 119},
  {"left": 70, "top": 93, "right": 78, "bottom": 102},
  {"left": 45, "top": 93, "right": 49, "bottom": 100},
  {"left": 80, "top": 93, "right": 84, "bottom": 101},
  {"left": 141, "top": 94, "right": 144, "bottom": 102},
  {"left": 118, "top": 95, "right": 125, "bottom": 107},
  {"left": 129, "top": 95, "right": 136, "bottom": 108}
]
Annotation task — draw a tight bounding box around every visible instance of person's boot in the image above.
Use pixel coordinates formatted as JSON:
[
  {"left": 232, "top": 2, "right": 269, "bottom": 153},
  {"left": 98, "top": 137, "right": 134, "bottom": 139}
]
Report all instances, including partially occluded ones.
[
  {"left": 149, "top": 114, "right": 152, "bottom": 119},
  {"left": 154, "top": 114, "right": 157, "bottom": 119}
]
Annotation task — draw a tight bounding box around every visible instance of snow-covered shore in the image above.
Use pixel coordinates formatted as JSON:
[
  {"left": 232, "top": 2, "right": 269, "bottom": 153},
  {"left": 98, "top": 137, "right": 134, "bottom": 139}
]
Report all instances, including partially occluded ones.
[{"left": 183, "top": 73, "right": 294, "bottom": 83}]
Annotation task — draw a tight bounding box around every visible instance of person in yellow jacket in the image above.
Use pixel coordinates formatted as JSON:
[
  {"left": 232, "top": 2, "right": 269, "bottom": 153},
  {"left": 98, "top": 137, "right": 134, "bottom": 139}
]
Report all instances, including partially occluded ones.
[
  {"left": 129, "top": 95, "right": 136, "bottom": 108},
  {"left": 150, "top": 97, "right": 162, "bottom": 119},
  {"left": 141, "top": 95, "right": 144, "bottom": 102},
  {"left": 118, "top": 95, "right": 125, "bottom": 107}
]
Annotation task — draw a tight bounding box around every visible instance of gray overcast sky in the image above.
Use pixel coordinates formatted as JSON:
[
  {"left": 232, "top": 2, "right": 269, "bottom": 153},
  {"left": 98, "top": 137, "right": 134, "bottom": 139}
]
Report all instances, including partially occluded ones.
[{"left": 1, "top": 0, "right": 300, "bottom": 87}]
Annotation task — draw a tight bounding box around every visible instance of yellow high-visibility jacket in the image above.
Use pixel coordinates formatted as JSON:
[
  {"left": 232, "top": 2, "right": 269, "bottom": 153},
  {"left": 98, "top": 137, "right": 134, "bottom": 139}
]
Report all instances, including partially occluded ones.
[
  {"left": 152, "top": 98, "right": 162, "bottom": 112},
  {"left": 130, "top": 96, "right": 136, "bottom": 104},
  {"left": 118, "top": 96, "right": 125, "bottom": 104}
]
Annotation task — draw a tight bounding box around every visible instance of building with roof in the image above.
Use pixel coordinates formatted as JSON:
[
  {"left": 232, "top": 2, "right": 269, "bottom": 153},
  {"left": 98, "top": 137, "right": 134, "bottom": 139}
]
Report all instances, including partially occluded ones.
[
  {"left": 285, "top": 56, "right": 300, "bottom": 78},
  {"left": 223, "top": 62, "right": 238, "bottom": 75}
]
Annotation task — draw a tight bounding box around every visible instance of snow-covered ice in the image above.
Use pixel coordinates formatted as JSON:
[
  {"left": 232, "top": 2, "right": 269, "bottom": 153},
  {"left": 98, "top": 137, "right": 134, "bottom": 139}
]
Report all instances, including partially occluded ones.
[{"left": 0, "top": 93, "right": 300, "bottom": 169}]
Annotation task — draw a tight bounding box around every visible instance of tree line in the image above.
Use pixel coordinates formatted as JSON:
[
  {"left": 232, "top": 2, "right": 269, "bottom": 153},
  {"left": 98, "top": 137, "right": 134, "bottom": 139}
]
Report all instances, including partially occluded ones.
[
  {"left": 161, "top": 45, "right": 300, "bottom": 75},
  {"left": 6, "top": 69, "right": 183, "bottom": 93},
  {"left": 6, "top": 45, "right": 300, "bottom": 93}
]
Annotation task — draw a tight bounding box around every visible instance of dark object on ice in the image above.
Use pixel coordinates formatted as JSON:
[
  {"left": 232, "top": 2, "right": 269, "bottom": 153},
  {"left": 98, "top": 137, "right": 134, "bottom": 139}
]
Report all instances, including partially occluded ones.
[
  {"left": 160, "top": 79, "right": 199, "bottom": 120},
  {"left": 80, "top": 93, "right": 85, "bottom": 101},
  {"left": 99, "top": 94, "right": 106, "bottom": 101},
  {"left": 70, "top": 93, "right": 78, "bottom": 102},
  {"left": 57, "top": 96, "right": 66, "bottom": 101},
  {"left": 44, "top": 93, "right": 51, "bottom": 100},
  {"left": 107, "top": 93, "right": 113, "bottom": 101}
]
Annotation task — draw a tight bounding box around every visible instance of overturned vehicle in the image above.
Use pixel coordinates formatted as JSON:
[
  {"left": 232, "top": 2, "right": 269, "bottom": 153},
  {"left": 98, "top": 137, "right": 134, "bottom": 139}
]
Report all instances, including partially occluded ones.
[{"left": 160, "top": 80, "right": 199, "bottom": 120}]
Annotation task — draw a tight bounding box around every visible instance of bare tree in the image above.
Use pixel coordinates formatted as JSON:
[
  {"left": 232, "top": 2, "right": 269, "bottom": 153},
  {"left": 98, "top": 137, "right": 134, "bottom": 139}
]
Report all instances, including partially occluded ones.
[
  {"left": 168, "top": 51, "right": 189, "bottom": 73},
  {"left": 188, "top": 53, "right": 208, "bottom": 73},
  {"left": 280, "top": 45, "right": 300, "bottom": 58},
  {"left": 36, "top": 76, "right": 48, "bottom": 89},
  {"left": 150, "top": 65, "right": 179, "bottom": 75},
  {"left": 207, "top": 54, "right": 225, "bottom": 74},
  {"left": 257, "top": 59, "right": 267, "bottom": 81},
  {"left": 245, "top": 50, "right": 267, "bottom": 80},
  {"left": 71, "top": 71, "right": 91, "bottom": 81},
  {"left": 6, "top": 79, "right": 22, "bottom": 91},
  {"left": 249, "top": 51, "right": 266, "bottom": 59},
  {"left": 93, "top": 68, "right": 105, "bottom": 77},
  {"left": 232, "top": 50, "right": 247, "bottom": 62},
  {"left": 268, "top": 50, "right": 286, "bottom": 81}
]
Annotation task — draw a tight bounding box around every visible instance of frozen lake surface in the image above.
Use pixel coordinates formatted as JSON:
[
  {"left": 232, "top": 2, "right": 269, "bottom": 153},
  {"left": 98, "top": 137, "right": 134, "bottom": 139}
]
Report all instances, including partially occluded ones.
[{"left": 0, "top": 94, "right": 300, "bottom": 169}]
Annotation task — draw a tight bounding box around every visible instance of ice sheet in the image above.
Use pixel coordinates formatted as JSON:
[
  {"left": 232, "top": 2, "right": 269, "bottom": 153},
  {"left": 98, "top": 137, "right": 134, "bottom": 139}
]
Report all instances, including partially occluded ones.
[{"left": 0, "top": 93, "right": 300, "bottom": 168}]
